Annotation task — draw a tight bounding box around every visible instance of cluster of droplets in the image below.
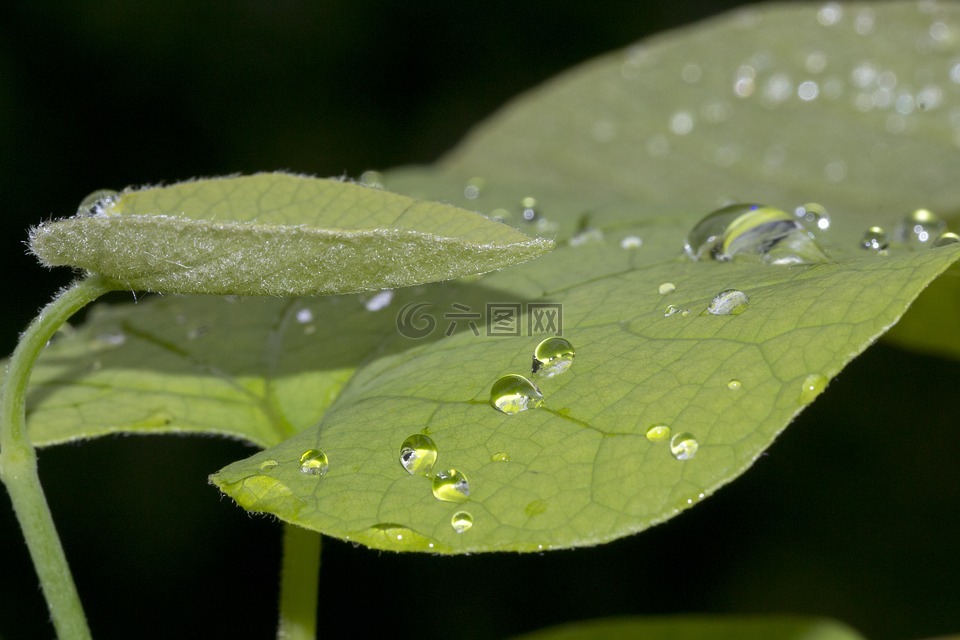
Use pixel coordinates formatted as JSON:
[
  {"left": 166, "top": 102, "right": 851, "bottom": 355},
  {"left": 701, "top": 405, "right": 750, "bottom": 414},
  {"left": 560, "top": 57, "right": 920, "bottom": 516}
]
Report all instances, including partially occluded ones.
[
  {"left": 396, "top": 433, "right": 472, "bottom": 533},
  {"left": 490, "top": 337, "right": 577, "bottom": 415}
]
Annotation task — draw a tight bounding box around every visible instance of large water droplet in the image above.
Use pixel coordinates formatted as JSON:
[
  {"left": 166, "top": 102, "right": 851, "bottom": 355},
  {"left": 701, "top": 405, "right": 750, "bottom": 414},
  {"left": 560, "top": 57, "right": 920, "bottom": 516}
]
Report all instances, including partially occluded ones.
[
  {"left": 706, "top": 289, "right": 749, "bottom": 316},
  {"left": 799, "top": 373, "right": 828, "bottom": 404},
  {"left": 894, "top": 209, "right": 947, "bottom": 247},
  {"left": 932, "top": 231, "right": 960, "bottom": 248},
  {"left": 684, "top": 203, "right": 829, "bottom": 265},
  {"left": 794, "top": 202, "right": 831, "bottom": 234},
  {"left": 299, "top": 449, "right": 329, "bottom": 476},
  {"left": 399, "top": 434, "right": 438, "bottom": 475},
  {"left": 860, "top": 226, "right": 889, "bottom": 251},
  {"left": 645, "top": 424, "right": 672, "bottom": 442},
  {"left": 490, "top": 374, "right": 544, "bottom": 414},
  {"left": 531, "top": 337, "right": 575, "bottom": 377},
  {"left": 670, "top": 433, "right": 700, "bottom": 460},
  {"left": 432, "top": 469, "right": 470, "bottom": 503},
  {"left": 451, "top": 511, "right": 474, "bottom": 533}
]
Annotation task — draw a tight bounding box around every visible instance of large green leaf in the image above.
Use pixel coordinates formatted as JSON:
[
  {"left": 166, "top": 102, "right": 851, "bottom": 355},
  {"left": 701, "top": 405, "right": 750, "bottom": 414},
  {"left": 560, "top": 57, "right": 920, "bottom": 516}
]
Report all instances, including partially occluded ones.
[
  {"left": 22, "top": 2, "right": 960, "bottom": 553},
  {"left": 28, "top": 173, "right": 551, "bottom": 296}
]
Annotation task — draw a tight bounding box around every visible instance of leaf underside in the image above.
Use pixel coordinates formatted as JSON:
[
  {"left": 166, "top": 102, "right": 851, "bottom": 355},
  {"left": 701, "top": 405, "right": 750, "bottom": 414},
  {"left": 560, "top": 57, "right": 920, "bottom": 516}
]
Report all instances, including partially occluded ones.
[{"left": 22, "top": 2, "right": 960, "bottom": 554}]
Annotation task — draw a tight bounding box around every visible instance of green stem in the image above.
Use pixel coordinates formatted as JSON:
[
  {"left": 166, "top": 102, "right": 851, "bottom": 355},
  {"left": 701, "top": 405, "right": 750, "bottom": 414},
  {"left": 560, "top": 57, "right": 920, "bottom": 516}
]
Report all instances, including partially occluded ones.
[
  {"left": 277, "top": 524, "right": 321, "bottom": 640},
  {"left": 0, "top": 275, "right": 114, "bottom": 640}
]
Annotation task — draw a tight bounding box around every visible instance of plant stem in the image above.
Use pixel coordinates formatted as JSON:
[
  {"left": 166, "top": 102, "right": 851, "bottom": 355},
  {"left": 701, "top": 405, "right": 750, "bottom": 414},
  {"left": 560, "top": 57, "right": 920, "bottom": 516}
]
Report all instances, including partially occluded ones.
[
  {"left": 0, "top": 275, "right": 114, "bottom": 640},
  {"left": 277, "top": 524, "right": 322, "bottom": 640}
]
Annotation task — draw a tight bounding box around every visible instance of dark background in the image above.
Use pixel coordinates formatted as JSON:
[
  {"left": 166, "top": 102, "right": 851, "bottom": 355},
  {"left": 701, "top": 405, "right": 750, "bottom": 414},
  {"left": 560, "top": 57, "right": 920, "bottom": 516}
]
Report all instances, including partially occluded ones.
[{"left": 2, "top": 2, "right": 959, "bottom": 638}]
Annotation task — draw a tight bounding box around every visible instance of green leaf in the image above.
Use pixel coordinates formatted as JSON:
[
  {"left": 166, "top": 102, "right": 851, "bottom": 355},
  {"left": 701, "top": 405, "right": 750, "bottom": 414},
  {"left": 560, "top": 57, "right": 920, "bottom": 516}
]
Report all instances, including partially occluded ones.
[
  {"left": 21, "top": 3, "right": 960, "bottom": 554},
  {"left": 28, "top": 173, "right": 552, "bottom": 296},
  {"left": 508, "top": 616, "right": 866, "bottom": 640}
]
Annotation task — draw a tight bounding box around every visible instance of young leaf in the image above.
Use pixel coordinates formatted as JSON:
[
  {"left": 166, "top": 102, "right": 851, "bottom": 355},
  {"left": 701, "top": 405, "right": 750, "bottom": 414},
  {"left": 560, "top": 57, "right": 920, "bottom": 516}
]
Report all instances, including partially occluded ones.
[{"left": 28, "top": 173, "right": 552, "bottom": 296}]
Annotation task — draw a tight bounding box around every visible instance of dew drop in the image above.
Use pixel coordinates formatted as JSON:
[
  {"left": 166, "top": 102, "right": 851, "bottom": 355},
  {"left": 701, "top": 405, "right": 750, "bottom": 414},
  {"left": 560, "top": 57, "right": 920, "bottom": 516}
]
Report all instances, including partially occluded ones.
[
  {"left": 432, "top": 469, "right": 470, "bottom": 503},
  {"left": 706, "top": 289, "right": 749, "bottom": 316},
  {"left": 727, "top": 379, "right": 742, "bottom": 390},
  {"left": 932, "top": 231, "right": 960, "bottom": 248},
  {"left": 359, "top": 170, "right": 384, "bottom": 188},
  {"left": 860, "top": 226, "right": 889, "bottom": 251},
  {"left": 299, "top": 449, "right": 329, "bottom": 476},
  {"left": 645, "top": 424, "right": 672, "bottom": 443},
  {"left": 451, "top": 511, "right": 474, "bottom": 533},
  {"left": 620, "top": 235, "right": 643, "bottom": 249},
  {"left": 670, "top": 433, "right": 700, "bottom": 461},
  {"left": 531, "top": 337, "right": 575, "bottom": 377},
  {"left": 490, "top": 374, "right": 544, "bottom": 414},
  {"left": 369, "top": 523, "right": 434, "bottom": 548},
  {"left": 399, "top": 434, "right": 438, "bottom": 476},
  {"left": 78, "top": 189, "right": 119, "bottom": 215},
  {"left": 794, "top": 202, "right": 831, "bottom": 233},
  {"left": 684, "top": 203, "right": 829, "bottom": 265},
  {"left": 894, "top": 209, "right": 947, "bottom": 247},
  {"left": 658, "top": 282, "right": 676, "bottom": 295},
  {"left": 520, "top": 196, "right": 539, "bottom": 222},
  {"left": 490, "top": 452, "right": 510, "bottom": 462},
  {"left": 799, "top": 374, "right": 828, "bottom": 404},
  {"left": 664, "top": 304, "right": 682, "bottom": 317},
  {"left": 258, "top": 459, "right": 279, "bottom": 471}
]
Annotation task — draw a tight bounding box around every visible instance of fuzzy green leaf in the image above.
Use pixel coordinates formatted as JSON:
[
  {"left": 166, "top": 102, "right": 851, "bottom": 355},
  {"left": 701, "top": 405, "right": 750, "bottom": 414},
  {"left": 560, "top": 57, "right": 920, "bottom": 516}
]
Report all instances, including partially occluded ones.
[{"left": 28, "top": 173, "right": 552, "bottom": 296}]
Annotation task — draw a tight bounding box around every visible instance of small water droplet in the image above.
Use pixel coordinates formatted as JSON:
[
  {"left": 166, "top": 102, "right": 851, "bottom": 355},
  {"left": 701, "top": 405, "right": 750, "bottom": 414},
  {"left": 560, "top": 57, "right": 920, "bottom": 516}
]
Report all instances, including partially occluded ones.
[
  {"left": 299, "top": 449, "right": 329, "bottom": 476},
  {"left": 727, "top": 379, "right": 742, "bottom": 391},
  {"left": 894, "top": 209, "right": 947, "bottom": 247},
  {"left": 525, "top": 500, "right": 548, "bottom": 517},
  {"left": 684, "top": 203, "right": 829, "bottom": 265},
  {"left": 706, "top": 289, "right": 749, "bottom": 316},
  {"left": 620, "top": 235, "right": 643, "bottom": 249},
  {"left": 860, "top": 226, "right": 889, "bottom": 251},
  {"left": 364, "top": 290, "right": 394, "bottom": 312},
  {"left": 664, "top": 304, "right": 682, "bottom": 317},
  {"left": 680, "top": 309, "right": 691, "bottom": 317},
  {"left": 670, "top": 433, "right": 700, "bottom": 460},
  {"left": 794, "top": 203, "right": 831, "bottom": 233},
  {"left": 295, "top": 308, "right": 314, "bottom": 324},
  {"left": 96, "top": 331, "right": 126, "bottom": 347},
  {"left": 932, "top": 231, "right": 960, "bottom": 248},
  {"left": 645, "top": 424, "right": 672, "bottom": 442},
  {"left": 799, "top": 374, "right": 828, "bottom": 404},
  {"left": 658, "top": 282, "right": 676, "bottom": 295},
  {"left": 432, "top": 469, "right": 470, "bottom": 503},
  {"left": 369, "top": 523, "right": 434, "bottom": 548},
  {"left": 450, "top": 511, "right": 474, "bottom": 533},
  {"left": 464, "top": 177, "right": 485, "bottom": 200},
  {"left": 399, "top": 434, "right": 438, "bottom": 475},
  {"left": 359, "top": 170, "right": 384, "bottom": 189},
  {"left": 258, "top": 459, "right": 279, "bottom": 471},
  {"left": 520, "top": 197, "right": 539, "bottom": 222},
  {"left": 490, "top": 452, "right": 510, "bottom": 462},
  {"left": 531, "top": 337, "right": 575, "bottom": 377},
  {"left": 490, "top": 374, "right": 544, "bottom": 414},
  {"left": 78, "top": 189, "right": 120, "bottom": 215}
]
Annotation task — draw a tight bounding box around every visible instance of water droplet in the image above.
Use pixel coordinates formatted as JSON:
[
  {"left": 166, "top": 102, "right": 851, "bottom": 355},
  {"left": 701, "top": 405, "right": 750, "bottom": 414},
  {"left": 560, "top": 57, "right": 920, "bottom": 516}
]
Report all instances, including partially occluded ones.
[
  {"left": 645, "top": 424, "right": 672, "bottom": 442},
  {"left": 490, "top": 452, "right": 510, "bottom": 462},
  {"left": 894, "top": 209, "right": 947, "bottom": 247},
  {"left": 664, "top": 304, "right": 682, "bottom": 317},
  {"left": 369, "top": 523, "right": 434, "bottom": 548},
  {"left": 451, "top": 511, "right": 474, "bottom": 533},
  {"left": 800, "top": 374, "right": 828, "bottom": 404},
  {"left": 658, "top": 282, "right": 676, "bottom": 295},
  {"left": 531, "top": 337, "right": 575, "bottom": 378},
  {"left": 78, "top": 189, "right": 119, "bottom": 215},
  {"left": 490, "top": 374, "right": 544, "bottom": 414},
  {"left": 932, "top": 231, "right": 960, "bottom": 248},
  {"left": 463, "top": 177, "right": 485, "bottom": 200},
  {"left": 299, "top": 449, "right": 329, "bottom": 476},
  {"left": 95, "top": 331, "right": 126, "bottom": 347},
  {"left": 295, "top": 308, "right": 314, "bottom": 324},
  {"left": 432, "top": 469, "right": 470, "bottom": 503},
  {"left": 727, "top": 379, "right": 742, "bottom": 391},
  {"left": 794, "top": 203, "right": 831, "bottom": 233},
  {"left": 258, "top": 459, "right": 279, "bottom": 471},
  {"left": 359, "top": 170, "right": 383, "bottom": 188},
  {"left": 399, "top": 434, "right": 438, "bottom": 476},
  {"left": 525, "top": 500, "right": 548, "bottom": 517},
  {"left": 520, "top": 197, "right": 539, "bottom": 222},
  {"left": 670, "top": 433, "right": 700, "bottom": 460},
  {"left": 706, "top": 289, "right": 749, "bottom": 316},
  {"left": 364, "top": 290, "right": 394, "bottom": 312},
  {"left": 684, "top": 203, "right": 829, "bottom": 265},
  {"left": 860, "top": 226, "right": 889, "bottom": 251},
  {"left": 620, "top": 235, "right": 642, "bottom": 249}
]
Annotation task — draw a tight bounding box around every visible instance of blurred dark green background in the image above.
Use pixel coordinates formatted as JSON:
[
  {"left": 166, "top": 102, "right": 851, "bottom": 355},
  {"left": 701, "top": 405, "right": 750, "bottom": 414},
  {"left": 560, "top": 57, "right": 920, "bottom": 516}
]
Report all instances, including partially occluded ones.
[{"left": 2, "top": 2, "right": 958, "bottom": 638}]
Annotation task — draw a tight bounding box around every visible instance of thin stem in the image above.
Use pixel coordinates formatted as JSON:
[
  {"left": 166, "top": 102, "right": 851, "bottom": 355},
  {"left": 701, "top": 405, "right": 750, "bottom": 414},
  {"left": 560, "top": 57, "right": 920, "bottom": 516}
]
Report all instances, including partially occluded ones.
[
  {"left": 1, "top": 275, "right": 114, "bottom": 640},
  {"left": 276, "top": 524, "right": 322, "bottom": 640}
]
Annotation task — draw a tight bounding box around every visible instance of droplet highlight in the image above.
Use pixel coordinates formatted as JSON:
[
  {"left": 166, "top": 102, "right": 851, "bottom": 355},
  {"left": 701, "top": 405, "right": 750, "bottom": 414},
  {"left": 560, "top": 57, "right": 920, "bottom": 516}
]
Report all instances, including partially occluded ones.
[
  {"left": 399, "top": 434, "right": 438, "bottom": 476},
  {"left": 684, "top": 203, "right": 829, "bottom": 265},
  {"left": 299, "top": 449, "right": 329, "bottom": 476},
  {"left": 490, "top": 374, "right": 544, "bottom": 414},
  {"left": 799, "top": 374, "right": 828, "bottom": 404},
  {"left": 860, "top": 226, "right": 889, "bottom": 251},
  {"left": 670, "top": 433, "right": 700, "bottom": 461},
  {"left": 645, "top": 424, "right": 672, "bottom": 442},
  {"left": 706, "top": 289, "right": 749, "bottom": 316},
  {"left": 450, "top": 511, "right": 474, "bottom": 533},
  {"left": 531, "top": 337, "right": 575, "bottom": 377},
  {"left": 432, "top": 469, "right": 470, "bottom": 503}
]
